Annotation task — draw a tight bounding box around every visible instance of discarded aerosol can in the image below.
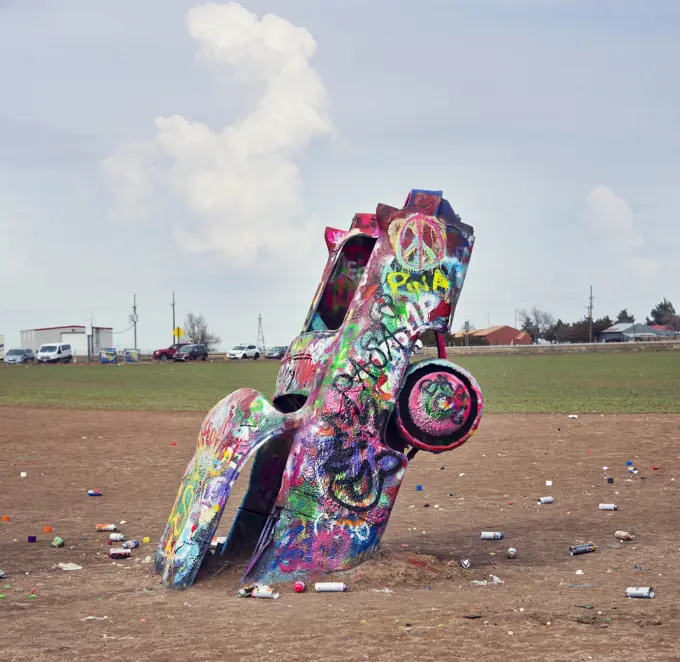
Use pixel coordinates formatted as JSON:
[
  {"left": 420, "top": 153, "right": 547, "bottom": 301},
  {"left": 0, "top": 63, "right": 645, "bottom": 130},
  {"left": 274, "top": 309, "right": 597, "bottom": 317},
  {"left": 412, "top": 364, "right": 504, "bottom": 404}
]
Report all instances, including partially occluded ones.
[
  {"left": 293, "top": 580, "right": 306, "bottom": 593},
  {"left": 238, "top": 585, "right": 255, "bottom": 598},
  {"left": 607, "top": 477, "right": 614, "bottom": 484},
  {"left": 87, "top": 490, "right": 102, "bottom": 496},
  {"left": 108, "top": 547, "right": 131, "bottom": 559},
  {"left": 599, "top": 504, "right": 618, "bottom": 511},
  {"left": 626, "top": 586, "right": 654, "bottom": 599},
  {"left": 96, "top": 524, "right": 118, "bottom": 532},
  {"left": 615, "top": 530, "right": 635, "bottom": 541},
  {"left": 109, "top": 533, "right": 126, "bottom": 542},
  {"left": 537, "top": 496, "right": 554, "bottom": 505},
  {"left": 480, "top": 532, "right": 504, "bottom": 540},
  {"left": 507, "top": 547, "right": 517, "bottom": 559},
  {"left": 252, "top": 585, "right": 279, "bottom": 599},
  {"left": 122, "top": 539, "right": 140, "bottom": 549},
  {"left": 314, "top": 582, "right": 348, "bottom": 592},
  {"left": 460, "top": 558, "right": 472, "bottom": 569},
  {"left": 27, "top": 536, "right": 36, "bottom": 543},
  {"left": 569, "top": 544, "right": 597, "bottom": 556},
  {"left": 627, "top": 466, "right": 639, "bottom": 474},
  {"left": 51, "top": 536, "right": 65, "bottom": 548}
]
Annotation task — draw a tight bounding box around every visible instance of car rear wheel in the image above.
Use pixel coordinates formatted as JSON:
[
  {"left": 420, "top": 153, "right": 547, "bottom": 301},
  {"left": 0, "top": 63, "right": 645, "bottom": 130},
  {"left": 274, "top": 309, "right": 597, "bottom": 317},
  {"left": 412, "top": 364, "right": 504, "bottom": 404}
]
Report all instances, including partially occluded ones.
[
  {"left": 159, "top": 354, "right": 169, "bottom": 361},
  {"left": 253, "top": 352, "right": 260, "bottom": 360}
]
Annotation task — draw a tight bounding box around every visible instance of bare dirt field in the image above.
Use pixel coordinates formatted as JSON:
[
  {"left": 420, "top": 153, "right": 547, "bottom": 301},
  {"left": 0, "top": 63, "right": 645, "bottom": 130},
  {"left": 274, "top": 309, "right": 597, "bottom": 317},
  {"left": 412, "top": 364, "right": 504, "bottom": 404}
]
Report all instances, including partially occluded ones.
[{"left": 1, "top": 407, "right": 678, "bottom": 661}]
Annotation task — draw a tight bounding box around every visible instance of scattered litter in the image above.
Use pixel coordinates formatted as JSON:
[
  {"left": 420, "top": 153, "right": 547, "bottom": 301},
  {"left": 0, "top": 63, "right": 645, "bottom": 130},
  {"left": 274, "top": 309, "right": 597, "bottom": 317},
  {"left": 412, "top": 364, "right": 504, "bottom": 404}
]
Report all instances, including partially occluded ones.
[
  {"left": 568, "top": 415, "right": 578, "bottom": 419},
  {"left": 615, "top": 531, "right": 635, "bottom": 541},
  {"left": 423, "top": 503, "right": 431, "bottom": 508},
  {"left": 545, "top": 480, "right": 553, "bottom": 487},
  {"left": 56, "top": 563, "right": 82, "bottom": 571},
  {"left": 96, "top": 524, "right": 118, "bottom": 532},
  {"left": 652, "top": 466, "right": 659, "bottom": 471},
  {"left": 460, "top": 558, "right": 472, "bottom": 569},
  {"left": 575, "top": 570, "right": 585, "bottom": 575},
  {"left": 416, "top": 485, "right": 423, "bottom": 491},
  {"left": 293, "top": 580, "right": 306, "bottom": 593},
  {"left": 87, "top": 490, "right": 102, "bottom": 497},
  {"left": 463, "top": 614, "right": 482, "bottom": 619},
  {"left": 119, "top": 520, "right": 127, "bottom": 525},
  {"left": 602, "top": 466, "right": 608, "bottom": 471},
  {"left": 108, "top": 548, "right": 131, "bottom": 559},
  {"left": 142, "top": 537, "right": 151, "bottom": 544},
  {"left": 315, "top": 582, "right": 348, "bottom": 592},
  {"left": 253, "top": 585, "right": 279, "bottom": 599},
  {"left": 0, "top": 570, "right": 6, "bottom": 579},
  {"left": 607, "top": 478, "right": 614, "bottom": 484},
  {"left": 568, "top": 584, "right": 593, "bottom": 589},
  {"left": 472, "top": 575, "right": 503, "bottom": 587},
  {"left": 577, "top": 605, "right": 594, "bottom": 609},
  {"left": 81, "top": 615, "right": 108, "bottom": 621},
  {"left": 141, "top": 556, "right": 153, "bottom": 564},
  {"left": 109, "top": 533, "right": 126, "bottom": 542},
  {"left": 537, "top": 496, "right": 554, "bottom": 505},
  {"left": 122, "top": 540, "right": 140, "bottom": 549},
  {"left": 480, "top": 532, "right": 504, "bottom": 540},
  {"left": 27, "top": 536, "right": 36, "bottom": 543},
  {"left": 634, "top": 564, "right": 651, "bottom": 571},
  {"left": 373, "top": 588, "right": 394, "bottom": 594},
  {"left": 459, "top": 473, "right": 465, "bottom": 477},
  {"left": 1, "top": 516, "right": 10, "bottom": 522},
  {"left": 43, "top": 526, "right": 52, "bottom": 534},
  {"left": 569, "top": 544, "right": 597, "bottom": 556},
  {"left": 507, "top": 547, "right": 517, "bottom": 559},
  {"left": 599, "top": 504, "right": 618, "bottom": 511},
  {"left": 20, "top": 472, "right": 27, "bottom": 478},
  {"left": 626, "top": 586, "right": 654, "bottom": 599},
  {"left": 51, "top": 537, "right": 65, "bottom": 548}
]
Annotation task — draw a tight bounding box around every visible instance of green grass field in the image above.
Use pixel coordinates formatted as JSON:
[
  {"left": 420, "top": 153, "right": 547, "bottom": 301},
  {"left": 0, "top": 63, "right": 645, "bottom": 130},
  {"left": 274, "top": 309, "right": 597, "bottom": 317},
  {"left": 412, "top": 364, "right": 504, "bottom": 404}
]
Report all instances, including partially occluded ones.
[{"left": 1, "top": 352, "right": 679, "bottom": 413}]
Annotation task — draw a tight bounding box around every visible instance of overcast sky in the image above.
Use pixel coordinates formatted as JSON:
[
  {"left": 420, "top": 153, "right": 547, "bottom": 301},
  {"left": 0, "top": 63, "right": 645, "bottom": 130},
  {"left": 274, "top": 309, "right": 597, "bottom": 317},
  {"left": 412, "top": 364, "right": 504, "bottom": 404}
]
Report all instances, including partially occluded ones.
[{"left": 1, "top": 0, "right": 679, "bottom": 351}]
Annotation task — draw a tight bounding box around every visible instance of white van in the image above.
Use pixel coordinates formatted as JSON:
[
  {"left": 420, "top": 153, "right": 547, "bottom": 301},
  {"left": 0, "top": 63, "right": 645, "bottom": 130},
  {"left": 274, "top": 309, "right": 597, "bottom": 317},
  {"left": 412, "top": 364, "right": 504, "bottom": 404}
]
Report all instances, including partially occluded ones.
[{"left": 36, "top": 343, "right": 74, "bottom": 364}]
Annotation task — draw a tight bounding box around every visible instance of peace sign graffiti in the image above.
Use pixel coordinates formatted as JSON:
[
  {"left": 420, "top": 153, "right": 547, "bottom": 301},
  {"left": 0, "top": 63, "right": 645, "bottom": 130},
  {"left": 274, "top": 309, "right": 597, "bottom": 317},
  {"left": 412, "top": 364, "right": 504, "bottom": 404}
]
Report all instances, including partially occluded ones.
[{"left": 396, "top": 213, "right": 446, "bottom": 271}]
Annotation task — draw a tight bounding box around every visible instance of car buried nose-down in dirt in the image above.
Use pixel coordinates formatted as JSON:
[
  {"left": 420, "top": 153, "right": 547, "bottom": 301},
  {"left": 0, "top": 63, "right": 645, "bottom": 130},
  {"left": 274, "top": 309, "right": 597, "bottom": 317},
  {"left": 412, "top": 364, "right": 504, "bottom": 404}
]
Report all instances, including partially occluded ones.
[{"left": 155, "top": 189, "right": 484, "bottom": 589}]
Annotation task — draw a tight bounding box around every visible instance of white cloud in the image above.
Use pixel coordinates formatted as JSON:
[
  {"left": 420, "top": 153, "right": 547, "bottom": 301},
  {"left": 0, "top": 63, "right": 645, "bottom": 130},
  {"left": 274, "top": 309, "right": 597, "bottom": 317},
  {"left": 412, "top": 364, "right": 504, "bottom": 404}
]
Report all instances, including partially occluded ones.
[
  {"left": 102, "top": 1, "right": 334, "bottom": 267},
  {"left": 585, "top": 185, "right": 659, "bottom": 277}
]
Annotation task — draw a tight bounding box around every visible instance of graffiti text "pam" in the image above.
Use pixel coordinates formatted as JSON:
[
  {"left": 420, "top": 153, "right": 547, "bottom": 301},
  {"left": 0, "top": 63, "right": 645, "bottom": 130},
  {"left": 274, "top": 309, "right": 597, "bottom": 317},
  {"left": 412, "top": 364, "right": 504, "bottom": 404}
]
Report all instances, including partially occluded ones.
[{"left": 386, "top": 268, "right": 451, "bottom": 297}]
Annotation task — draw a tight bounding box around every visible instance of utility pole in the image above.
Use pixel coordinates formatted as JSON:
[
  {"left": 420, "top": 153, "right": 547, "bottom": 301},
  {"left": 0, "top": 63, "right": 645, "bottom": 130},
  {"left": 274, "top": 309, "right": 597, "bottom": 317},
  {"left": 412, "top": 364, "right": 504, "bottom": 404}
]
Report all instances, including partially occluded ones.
[
  {"left": 588, "top": 285, "right": 594, "bottom": 343},
  {"left": 132, "top": 294, "right": 138, "bottom": 350},
  {"left": 171, "top": 292, "right": 176, "bottom": 344},
  {"left": 257, "top": 313, "right": 266, "bottom": 352}
]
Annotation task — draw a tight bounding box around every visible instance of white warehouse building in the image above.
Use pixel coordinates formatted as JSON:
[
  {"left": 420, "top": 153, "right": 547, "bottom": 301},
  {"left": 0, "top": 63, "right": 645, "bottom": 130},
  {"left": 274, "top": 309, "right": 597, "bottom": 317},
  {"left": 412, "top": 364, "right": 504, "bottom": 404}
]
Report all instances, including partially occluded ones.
[{"left": 21, "top": 325, "right": 113, "bottom": 359}]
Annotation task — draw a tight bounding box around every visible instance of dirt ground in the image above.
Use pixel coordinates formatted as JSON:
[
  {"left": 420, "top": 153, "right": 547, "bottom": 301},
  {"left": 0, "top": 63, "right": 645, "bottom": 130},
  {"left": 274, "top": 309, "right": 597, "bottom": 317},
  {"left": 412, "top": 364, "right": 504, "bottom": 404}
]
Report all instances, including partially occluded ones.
[{"left": 1, "top": 408, "right": 679, "bottom": 661}]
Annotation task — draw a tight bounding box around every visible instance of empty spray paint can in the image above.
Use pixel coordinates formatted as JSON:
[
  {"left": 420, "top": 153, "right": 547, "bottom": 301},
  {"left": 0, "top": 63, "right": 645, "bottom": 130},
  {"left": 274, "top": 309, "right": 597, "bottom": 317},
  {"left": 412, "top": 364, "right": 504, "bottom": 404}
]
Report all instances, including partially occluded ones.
[
  {"left": 537, "top": 496, "right": 554, "bottom": 505},
  {"left": 507, "top": 547, "right": 517, "bottom": 559},
  {"left": 615, "top": 531, "right": 635, "bottom": 541},
  {"left": 96, "top": 524, "right": 118, "bottom": 532},
  {"left": 599, "top": 504, "right": 618, "bottom": 511},
  {"left": 27, "top": 536, "right": 36, "bottom": 543},
  {"left": 253, "top": 585, "right": 279, "bottom": 599},
  {"left": 122, "top": 539, "right": 140, "bottom": 549},
  {"left": 88, "top": 490, "right": 102, "bottom": 496},
  {"left": 238, "top": 585, "right": 255, "bottom": 598},
  {"left": 607, "top": 477, "right": 614, "bottom": 484},
  {"left": 315, "top": 582, "right": 348, "bottom": 592},
  {"left": 108, "top": 548, "right": 131, "bottom": 559},
  {"left": 460, "top": 558, "right": 472, "bottom": 569},
  {"left": 51, "top": 536, "right": 64, "bottom": 548},
  {"left": 626, "top": 586, "right": 654, "bottom": 599},
  {"left": 480, "top": 532, "right": 504, "bottom": 540},
  {"left": 293, "top": 580, "right": 306, "bottom": 593},
  {"left": 569, "top": 544, "right": 597, "bottom": 556},
  {"left": 109, "top": 533, "right": 126, "bottom": 542}
]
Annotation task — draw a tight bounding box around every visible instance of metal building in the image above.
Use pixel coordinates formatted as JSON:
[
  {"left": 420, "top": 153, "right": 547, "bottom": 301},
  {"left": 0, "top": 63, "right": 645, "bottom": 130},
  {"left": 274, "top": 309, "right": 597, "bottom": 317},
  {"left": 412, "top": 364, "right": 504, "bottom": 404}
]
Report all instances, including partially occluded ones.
[{"left": 20, "top": 325, "right": 113, "bottom": 359}]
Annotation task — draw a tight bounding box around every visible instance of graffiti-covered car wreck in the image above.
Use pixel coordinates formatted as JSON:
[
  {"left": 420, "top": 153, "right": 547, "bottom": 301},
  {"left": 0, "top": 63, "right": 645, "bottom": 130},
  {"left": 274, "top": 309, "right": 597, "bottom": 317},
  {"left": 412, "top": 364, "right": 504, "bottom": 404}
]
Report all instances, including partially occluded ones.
[{"left": 155, "top": 189, "right": 484, "bottom": 589}]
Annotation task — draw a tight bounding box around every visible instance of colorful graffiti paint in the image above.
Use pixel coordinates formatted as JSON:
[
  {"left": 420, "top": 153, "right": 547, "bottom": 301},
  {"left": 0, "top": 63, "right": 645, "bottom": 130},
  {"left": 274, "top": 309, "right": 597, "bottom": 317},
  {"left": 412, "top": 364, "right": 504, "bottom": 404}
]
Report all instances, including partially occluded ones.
[
  {"left": 99, "top": 348, "right": 118, "bottom": 364},
  {"left": 155, "top": 189, "right": 484, "bottom": 589}
]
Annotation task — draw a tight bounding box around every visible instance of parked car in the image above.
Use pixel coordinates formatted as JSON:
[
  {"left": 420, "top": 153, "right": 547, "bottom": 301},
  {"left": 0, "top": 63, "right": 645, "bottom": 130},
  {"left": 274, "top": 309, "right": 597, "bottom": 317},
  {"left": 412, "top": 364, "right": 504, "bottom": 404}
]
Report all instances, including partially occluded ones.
[
  {"left": 3, "top": 348, "right": 35, "bottom": 365},
  {"left": 265, "top": 346, "right": 287, "bottom": 360},
  {"left": 36, "top": 343, "right": 73, "bottom": 364},
  {"left": 227, "top": 344, "right": 259, "bottom": 360},
  {"left": 153, "top": 343, "right": 189, "bottom": 361},
  {"left": 173, "top": 344, "right": 209, "bottom": 362}
]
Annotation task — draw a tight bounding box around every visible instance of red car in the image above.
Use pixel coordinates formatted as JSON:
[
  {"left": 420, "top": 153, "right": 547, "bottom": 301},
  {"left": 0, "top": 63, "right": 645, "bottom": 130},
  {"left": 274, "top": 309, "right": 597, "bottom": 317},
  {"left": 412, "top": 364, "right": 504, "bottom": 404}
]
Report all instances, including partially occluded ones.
[{"left": 153, "top": 343, "right": 189, "bottom": 361}]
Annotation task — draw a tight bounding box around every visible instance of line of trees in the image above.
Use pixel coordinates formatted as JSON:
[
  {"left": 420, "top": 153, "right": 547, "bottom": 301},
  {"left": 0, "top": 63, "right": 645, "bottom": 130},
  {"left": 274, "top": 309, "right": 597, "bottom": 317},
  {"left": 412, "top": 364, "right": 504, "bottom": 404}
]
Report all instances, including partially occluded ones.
[{"left": 517, "top": 298, "right": 679, "bottom": 344}]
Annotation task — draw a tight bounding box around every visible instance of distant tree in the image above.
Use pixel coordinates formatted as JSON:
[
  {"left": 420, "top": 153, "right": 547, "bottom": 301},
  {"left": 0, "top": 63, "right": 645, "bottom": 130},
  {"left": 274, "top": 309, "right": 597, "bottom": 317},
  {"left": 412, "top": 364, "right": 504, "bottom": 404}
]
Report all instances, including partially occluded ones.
[
  {"left": 543, "top": 318, "right": 570, "bottom": 343},
  {"left": 616, "top": 309, "right": 635, "bottom": 323},
  {"left": 518, "top": 307, "right": 555, "bottom": 342},
  {"left": 646, "top": 298, "right": 676, "bottom": 326},
  {"left": 184, "top": 313, "right": 221, "bottom": 350},
  {"left": 593, "top": 315, "right": 614, "bottom": 340}
]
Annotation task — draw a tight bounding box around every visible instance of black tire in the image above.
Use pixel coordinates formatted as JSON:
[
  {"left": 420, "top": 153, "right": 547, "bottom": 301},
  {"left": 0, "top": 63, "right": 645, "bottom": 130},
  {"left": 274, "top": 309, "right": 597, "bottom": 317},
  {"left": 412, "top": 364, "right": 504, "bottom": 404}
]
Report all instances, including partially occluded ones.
[
  {"left": 202, "top": 354, "right": 208, "bottom": 361},
  {"left": 159, "top": 354, "right": 169, "bottom": 361},
  {"left": 253, "top": 352, "right": 260, "bottom": 360}
]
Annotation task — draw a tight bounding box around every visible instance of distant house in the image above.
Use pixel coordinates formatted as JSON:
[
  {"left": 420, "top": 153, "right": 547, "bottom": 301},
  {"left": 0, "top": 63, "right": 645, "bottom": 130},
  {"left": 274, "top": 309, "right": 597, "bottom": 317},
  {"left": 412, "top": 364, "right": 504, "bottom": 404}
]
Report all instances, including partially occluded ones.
[
  {"left": 599, "top": 322, "right": 660, "bottom": 342},
  {"left": 470, "top": 325, "right": 532, "bottom": 346},
  {"left": 648, "top": 324, "right": 680, "bottom": 339}
]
